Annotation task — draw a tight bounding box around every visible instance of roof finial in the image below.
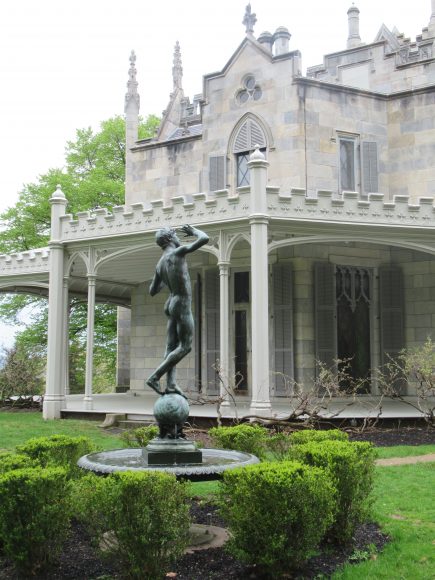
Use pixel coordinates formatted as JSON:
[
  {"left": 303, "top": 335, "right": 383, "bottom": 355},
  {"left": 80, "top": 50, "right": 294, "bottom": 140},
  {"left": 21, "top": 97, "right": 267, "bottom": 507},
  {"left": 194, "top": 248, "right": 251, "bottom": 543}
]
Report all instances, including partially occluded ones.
[
  {"left": 172, "top": 41, "right": 183, "bottom": 91},
  {"left": 124, "top": 50, "right": 140, "bottom": 111},
  {"left": 243, "top": 4, "right": 257, "bottom": 36}
]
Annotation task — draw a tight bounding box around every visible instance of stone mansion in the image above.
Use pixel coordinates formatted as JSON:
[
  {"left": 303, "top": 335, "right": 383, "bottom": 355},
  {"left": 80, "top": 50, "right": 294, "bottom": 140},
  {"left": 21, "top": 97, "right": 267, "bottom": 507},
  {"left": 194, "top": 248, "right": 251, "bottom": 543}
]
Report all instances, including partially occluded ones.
[{"left": 1, "top": 3, "right": 435, "bottom": 420}]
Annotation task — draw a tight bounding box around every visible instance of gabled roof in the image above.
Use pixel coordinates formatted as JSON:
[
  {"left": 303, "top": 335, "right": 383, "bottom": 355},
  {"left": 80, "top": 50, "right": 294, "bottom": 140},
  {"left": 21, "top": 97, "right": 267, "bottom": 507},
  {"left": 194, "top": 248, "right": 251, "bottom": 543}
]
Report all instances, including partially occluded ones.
[{"left": 374, "top": 24, "right": 401, "bottom": 53}]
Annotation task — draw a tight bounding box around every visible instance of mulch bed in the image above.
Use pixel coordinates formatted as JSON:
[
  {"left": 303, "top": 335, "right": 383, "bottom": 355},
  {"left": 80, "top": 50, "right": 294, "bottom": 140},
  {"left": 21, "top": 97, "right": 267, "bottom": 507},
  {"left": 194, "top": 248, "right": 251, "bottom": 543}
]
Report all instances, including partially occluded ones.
[{"left": 0, "top": 426, "right": 433, "bottom": 579}]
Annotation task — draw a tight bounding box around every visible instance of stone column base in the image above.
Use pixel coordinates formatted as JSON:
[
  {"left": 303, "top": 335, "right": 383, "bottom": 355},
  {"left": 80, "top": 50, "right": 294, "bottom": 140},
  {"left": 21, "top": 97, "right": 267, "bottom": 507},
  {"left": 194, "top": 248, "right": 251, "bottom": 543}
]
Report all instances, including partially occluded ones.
[
  {"left": 43, "top": 395, "right": 66, "bottom": 419},
  {"left": 249, "top": 400, "right": 272, "bottom": 416}
]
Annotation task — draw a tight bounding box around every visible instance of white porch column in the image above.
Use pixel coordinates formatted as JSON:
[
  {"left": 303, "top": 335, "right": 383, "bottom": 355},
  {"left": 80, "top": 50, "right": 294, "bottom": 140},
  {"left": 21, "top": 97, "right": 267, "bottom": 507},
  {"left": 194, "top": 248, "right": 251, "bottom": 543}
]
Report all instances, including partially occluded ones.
[
  {"left": 218, "top": 261, "right": 230, "bottom": 399},
  {"left": 43, "top": 186, "right": 67, "bottom": 419},
  {"left": 84, "top": 274, "right": 96, "bottom": 409},
  {"left": 63, "top": 278, "right": 70, "bottom": 396},
  {"left": 248, "top": 149, "right": 272, "bottom": 414}
]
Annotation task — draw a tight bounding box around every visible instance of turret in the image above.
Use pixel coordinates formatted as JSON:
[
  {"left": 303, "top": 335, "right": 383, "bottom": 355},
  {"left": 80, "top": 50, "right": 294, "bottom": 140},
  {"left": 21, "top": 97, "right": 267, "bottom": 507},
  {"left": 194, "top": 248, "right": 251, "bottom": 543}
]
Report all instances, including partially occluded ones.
[
  {"left": 124, "top": 50, "right": 140, "bottom": 149},
  {"left": 429, "top": 0, "right": 435, "bottom": 35},
  {"left": 273, "top": 26, "right": 291, "bottom": 55},
  {"left": 347, "top": 4, "right": 362, "bottom": 48},
  {"left": 124, "top": 50, "right": 140, "bottom": 198}
]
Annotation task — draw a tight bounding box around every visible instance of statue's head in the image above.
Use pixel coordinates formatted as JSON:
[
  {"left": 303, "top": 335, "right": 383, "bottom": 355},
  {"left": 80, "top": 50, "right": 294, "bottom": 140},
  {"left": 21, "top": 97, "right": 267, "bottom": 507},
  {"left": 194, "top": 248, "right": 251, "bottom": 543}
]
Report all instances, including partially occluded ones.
[{"left": 155, "top": 227, "right": 179, "bottom": 248}]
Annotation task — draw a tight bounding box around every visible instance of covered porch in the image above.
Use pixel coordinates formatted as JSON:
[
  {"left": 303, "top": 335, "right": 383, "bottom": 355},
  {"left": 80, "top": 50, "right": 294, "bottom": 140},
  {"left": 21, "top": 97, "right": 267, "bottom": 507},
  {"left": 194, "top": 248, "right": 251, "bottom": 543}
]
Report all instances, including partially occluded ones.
[{"left": 0, "top": 151, "right": 434, "bottom": 420}]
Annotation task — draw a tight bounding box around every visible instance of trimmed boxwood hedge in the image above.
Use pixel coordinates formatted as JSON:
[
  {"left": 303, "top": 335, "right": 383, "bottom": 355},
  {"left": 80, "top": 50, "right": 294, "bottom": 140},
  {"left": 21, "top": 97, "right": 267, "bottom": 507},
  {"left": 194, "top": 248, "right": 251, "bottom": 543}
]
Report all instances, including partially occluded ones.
[
  {"left": 219, "top": 460, "right": 336, "bottom": 574},
  {"left": 290, "top": 429, "right": 349, "bottom": 445},
  {"left": 16, "top": 434, "right": 94, "bottom": 477},
  {"left": 209, "top": 424, "right": 268, "bottom": 458},
  {"left": 0, "top": 466, "right": 71, "bottom": 575},
  {"left": 288, "top": 440, "right": 375, "bottom": 543},
  {"left": 72, "top": 470, "right": 190, "bottom": 579}
]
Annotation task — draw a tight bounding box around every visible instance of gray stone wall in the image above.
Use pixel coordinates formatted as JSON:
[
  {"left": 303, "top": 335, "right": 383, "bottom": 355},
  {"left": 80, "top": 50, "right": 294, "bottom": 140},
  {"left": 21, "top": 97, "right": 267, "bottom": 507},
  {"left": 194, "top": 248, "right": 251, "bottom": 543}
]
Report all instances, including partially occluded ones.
[{"left": 129, "top": 282, "right": 196, "bottom": 394}]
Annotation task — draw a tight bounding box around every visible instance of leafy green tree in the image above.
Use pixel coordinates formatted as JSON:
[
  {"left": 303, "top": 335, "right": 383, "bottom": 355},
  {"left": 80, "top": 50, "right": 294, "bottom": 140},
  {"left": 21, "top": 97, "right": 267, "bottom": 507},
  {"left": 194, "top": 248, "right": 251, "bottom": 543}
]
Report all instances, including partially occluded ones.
[{"left": 0, "top": 114, "right": 159, "bottom": 392}]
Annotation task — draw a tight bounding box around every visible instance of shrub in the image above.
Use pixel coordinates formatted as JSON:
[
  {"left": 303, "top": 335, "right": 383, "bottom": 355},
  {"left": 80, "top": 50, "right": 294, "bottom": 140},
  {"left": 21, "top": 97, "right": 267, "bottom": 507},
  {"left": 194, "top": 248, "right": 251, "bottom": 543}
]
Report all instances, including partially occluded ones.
[
  {"left": 290, "top": 429, "right": 349, "bottom": 445},
  {"left": 209, "top": 424, "right": 268, "bottom": 458},
  {"left": 120, "top": 425, "right": 159, "bottom": 448},
  {"left": 70, "top": 473, "right": 112, "bottom": 542},
  {"left": 106, "top": 471, "right": 190, "bottom": 579},
  {"left": 263, "top": 432, "right": 293, "bottom": 461},
  {"left": 16, "top": 434, "right": 94, "bottom": 477},
  {"left": 288, "top": 440, "right": 375, "bottom": 544},
  {"left": 0, "top": 466, "right": 70, "bottom": 575},
  {"left": 219, "top": 460, "right": 336, "bottom": 575},
  {"left": 0, "top": 452, "right": 37, "bottom": 474}
]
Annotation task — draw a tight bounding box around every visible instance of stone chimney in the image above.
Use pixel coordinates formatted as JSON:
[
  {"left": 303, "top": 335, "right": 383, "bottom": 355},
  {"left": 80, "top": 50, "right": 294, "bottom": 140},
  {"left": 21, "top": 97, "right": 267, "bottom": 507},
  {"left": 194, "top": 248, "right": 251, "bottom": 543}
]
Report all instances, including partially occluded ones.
[
  {"left": 258, "top": 31, "right": 273, "bottom": 53},
  {"left": 347, "top": 4, "right": 362, "bottom": 48},
  {"left": 273, "top": 27, "right": 291, "bottom": 56}
]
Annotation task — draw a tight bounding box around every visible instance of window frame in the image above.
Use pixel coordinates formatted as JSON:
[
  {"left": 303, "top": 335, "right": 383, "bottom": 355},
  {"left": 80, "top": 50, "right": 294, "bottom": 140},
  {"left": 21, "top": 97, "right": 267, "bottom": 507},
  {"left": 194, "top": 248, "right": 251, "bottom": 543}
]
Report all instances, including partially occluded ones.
[{"left": 337, "top": 132, "right": 360, "bottom": 193}]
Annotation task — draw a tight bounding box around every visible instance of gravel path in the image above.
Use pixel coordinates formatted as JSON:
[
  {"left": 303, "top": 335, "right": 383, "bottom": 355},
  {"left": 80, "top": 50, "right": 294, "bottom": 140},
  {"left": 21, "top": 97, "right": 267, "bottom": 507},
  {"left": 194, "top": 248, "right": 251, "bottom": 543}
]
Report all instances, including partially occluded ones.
[{"left": 376, "top": 453, "right": 435, "bottom": 466}]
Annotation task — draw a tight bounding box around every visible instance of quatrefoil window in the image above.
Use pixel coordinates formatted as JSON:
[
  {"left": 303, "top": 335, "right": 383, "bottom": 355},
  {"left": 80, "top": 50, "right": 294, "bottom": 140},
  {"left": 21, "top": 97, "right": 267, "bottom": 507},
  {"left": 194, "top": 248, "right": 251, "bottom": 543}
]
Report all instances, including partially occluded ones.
[{"left": 236, "top": 75, "right": 262, "bottom": 105}]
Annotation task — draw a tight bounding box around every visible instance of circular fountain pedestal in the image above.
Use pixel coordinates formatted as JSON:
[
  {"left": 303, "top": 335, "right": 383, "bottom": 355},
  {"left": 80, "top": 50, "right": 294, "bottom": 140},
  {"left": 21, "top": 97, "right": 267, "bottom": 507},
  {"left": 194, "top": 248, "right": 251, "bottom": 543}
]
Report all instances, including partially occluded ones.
[{"left": 77, "top": 447, "right": 260, "bottom": 481}]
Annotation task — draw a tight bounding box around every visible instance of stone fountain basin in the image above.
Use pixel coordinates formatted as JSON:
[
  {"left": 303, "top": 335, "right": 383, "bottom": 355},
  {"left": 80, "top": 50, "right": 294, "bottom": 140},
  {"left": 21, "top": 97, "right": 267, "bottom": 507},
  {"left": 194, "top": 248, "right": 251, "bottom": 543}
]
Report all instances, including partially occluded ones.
[{"left": 77, "top": 448, "right": 260, "bottom": 481}]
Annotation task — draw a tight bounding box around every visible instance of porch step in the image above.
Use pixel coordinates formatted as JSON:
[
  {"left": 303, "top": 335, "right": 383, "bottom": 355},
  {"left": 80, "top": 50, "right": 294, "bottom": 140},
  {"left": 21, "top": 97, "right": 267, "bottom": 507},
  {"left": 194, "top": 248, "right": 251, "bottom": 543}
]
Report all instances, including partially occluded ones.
[{"left": 118, "top": 417, "right": 156, "bottom": 429}]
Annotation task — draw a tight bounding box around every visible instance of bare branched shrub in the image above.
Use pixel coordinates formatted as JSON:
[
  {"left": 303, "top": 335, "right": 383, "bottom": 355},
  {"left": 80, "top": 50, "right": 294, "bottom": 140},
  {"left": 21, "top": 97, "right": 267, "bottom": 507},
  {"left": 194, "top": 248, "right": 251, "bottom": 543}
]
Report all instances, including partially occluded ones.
[
  {"left": 377, "top": 338, "right": 435, "bottom": 426},
  {"left": 187, "top": 361, "right": 242, "bottom": 427},
  {"left": 242, "top": 360, "right": 383, "bottom": 431}
]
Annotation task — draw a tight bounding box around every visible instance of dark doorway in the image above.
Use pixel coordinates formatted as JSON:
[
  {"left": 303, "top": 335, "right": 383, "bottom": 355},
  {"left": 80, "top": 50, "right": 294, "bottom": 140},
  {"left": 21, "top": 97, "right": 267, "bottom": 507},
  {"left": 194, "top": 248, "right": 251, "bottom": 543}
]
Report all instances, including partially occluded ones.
[{"left": 336, "top": 266, "right": 371, "bottom": 393}]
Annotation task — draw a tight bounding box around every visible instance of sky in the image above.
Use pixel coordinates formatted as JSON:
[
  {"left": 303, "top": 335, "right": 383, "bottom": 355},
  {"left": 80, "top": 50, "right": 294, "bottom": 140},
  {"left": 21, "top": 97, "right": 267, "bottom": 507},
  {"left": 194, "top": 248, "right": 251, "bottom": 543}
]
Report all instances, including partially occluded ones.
[{"left": 0, "top": 0, "right": 432, "bottom": 346}]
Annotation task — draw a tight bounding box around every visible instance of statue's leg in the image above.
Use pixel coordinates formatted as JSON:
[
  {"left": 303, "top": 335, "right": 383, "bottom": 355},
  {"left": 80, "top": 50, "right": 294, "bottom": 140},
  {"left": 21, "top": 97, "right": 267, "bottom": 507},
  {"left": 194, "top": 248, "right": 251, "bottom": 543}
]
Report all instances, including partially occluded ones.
[
  {"left": 150, "top": 313, "right": 193, "bottom": 398},
  {"left": 164, "top": 313, "right": 194, "bottom": 397},
  {"left": 165, "top": 319, "right": 178, "bottom": 389},
  {"left": 146, "top": 318, "right": 177, "bottom": 393}
]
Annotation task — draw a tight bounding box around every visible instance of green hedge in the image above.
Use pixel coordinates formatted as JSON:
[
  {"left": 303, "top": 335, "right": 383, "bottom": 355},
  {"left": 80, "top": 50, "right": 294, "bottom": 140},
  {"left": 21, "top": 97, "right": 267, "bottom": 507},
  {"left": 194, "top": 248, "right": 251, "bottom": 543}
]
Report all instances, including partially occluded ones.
[
  {"left": 219, "top": 460, "right": 336, "bottom": 574},
  {"left": 209, "top": 424, "right": 268, "bottom": 458},
  {"left": 288, "top": 440, "right": 375, "bottom": 544},
  {"left": 0, "top": 467, "right": 70, "bottom": 575},
  {"left": 263, "top": 432, "right": 293, "bottom": 460},
  {"left": 290, "top": 429, "right": 349, "bottom": 445},
  {"left": 16, "top": 434, "right": 94, "bottom": 477},
  {"left": 72, "top": 470, "right": 190, "bottom": 579},
  {"left": 0, "top": 452, "right": 37, "bottom": 474},
  {"left": 120, "top": 425, "right": 159, "bottom": 448}
]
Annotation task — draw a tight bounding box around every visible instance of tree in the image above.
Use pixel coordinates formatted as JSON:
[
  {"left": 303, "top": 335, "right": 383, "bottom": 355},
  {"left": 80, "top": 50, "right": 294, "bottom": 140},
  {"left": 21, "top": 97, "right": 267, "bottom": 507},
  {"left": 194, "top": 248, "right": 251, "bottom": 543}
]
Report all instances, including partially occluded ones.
[{"left": 0, "top": 114, "right": 160, "bottom": 392}]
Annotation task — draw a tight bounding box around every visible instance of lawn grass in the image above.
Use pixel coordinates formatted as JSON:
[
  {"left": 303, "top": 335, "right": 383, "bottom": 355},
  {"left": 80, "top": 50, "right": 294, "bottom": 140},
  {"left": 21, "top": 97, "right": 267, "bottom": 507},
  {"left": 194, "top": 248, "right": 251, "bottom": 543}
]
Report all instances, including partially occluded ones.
[
  {"left": 0, "top": 411, "right": 434, "bottom": 577},
  {"left": 0, "top": 410, "right": 123, "bottom": 451},
  {"left": 375, "top": 443, "right": 435, "bottom": 459},
  {"left": 334, "top": 462, "right": 435, "bottom": 579}
]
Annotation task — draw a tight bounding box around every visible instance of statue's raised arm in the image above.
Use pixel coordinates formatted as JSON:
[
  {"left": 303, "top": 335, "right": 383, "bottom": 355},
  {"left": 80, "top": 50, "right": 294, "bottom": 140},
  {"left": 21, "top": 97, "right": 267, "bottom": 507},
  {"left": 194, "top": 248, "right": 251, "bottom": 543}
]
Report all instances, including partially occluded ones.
[{"left": 175, "top": 224, "right": 209, "bottom": 256}]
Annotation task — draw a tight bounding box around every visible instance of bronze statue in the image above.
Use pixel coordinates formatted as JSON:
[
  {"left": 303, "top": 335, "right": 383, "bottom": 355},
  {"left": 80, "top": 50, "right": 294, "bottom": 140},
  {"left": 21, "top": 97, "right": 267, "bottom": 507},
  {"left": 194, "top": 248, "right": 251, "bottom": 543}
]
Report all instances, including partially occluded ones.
[{"left": 146, "top": 224, "right": 209, "bottom": 398}]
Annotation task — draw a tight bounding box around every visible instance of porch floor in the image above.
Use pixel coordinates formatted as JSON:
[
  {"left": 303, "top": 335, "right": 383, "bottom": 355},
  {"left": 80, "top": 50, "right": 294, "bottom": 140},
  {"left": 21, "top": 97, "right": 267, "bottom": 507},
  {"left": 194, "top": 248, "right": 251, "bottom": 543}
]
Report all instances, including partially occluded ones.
[{"left": 62, "top": 393, "right": 429, "bottom": 421}]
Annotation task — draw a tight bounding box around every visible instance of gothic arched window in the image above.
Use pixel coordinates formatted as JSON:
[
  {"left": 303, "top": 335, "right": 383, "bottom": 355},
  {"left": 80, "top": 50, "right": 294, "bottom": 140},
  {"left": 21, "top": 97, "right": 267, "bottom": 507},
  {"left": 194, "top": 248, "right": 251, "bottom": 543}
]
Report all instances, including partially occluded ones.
[{"left": 232, "top": 118, "right": 267, "bottom": 187}]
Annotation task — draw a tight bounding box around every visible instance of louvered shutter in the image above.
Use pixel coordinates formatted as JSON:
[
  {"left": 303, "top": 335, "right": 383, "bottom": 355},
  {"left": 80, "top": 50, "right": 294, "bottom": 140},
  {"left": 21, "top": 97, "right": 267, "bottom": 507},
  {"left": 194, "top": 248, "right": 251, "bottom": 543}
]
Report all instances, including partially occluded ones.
[
  {"left": 379, "top": 266, "right": 406, "bottom": 394},
  {"left": 362, "top": 141, "right": 378, "bottom": 195},
  {"left": 273, "top": 263, "right": 294, "bottom": 395},
  {"left": 209, "top": 155, "right": 226, "bottom": 192},
  {"left": 205, "top": 269, "right": 220, "bottom": 395},
  {"left": 314, "top": 262, "right": 336, "bottom": 373},
  {"left": 234, "top": 123, "right": 249, "bottom": 152},
  {"left": 233, "top": 119, "right": 267, "bottom": 153}
]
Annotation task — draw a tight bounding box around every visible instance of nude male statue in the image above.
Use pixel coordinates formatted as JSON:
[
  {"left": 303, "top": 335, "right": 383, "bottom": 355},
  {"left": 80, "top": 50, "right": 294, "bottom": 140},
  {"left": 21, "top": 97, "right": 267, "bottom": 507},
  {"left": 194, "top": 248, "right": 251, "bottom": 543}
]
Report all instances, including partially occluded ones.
[{"left": 146, "top": 224, "right": 209, "bottom": 398}]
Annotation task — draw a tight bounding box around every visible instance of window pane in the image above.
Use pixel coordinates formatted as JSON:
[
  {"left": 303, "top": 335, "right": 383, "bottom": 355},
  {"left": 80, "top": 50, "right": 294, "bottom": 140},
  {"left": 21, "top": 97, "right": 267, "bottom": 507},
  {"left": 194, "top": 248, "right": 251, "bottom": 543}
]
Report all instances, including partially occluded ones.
[
  {"left": 237, "top": 153, "right": 250, "bottom": 186},
  {"left": 234, "top": 271, "right": 250, "bottom": 303},
  {"left": 340, "top": 139, "right": 355, "bottom": 190}
]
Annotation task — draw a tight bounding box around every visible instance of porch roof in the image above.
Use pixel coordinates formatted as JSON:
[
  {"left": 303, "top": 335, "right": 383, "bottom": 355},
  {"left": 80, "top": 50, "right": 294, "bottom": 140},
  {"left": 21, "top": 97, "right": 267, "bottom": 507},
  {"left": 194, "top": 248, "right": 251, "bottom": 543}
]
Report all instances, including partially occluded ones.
[{"left": 0, "top": 185, "right": 434, "bottom": 305}]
